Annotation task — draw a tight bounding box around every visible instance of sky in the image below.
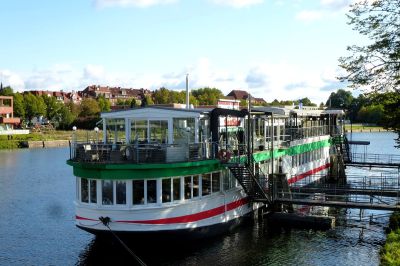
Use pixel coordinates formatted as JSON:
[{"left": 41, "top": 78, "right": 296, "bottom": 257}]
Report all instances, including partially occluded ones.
[{"left": 0, "top": 0, "right": 366, "bottom": 104}]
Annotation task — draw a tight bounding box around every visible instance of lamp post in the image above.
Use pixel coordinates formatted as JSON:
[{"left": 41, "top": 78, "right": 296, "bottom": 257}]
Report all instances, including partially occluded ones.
[
  {"left": 94, "top": 127, "right": 99, "bottom": 144},
  {"left": 72, "top": 126, "right": 77, "bottom": 159}
]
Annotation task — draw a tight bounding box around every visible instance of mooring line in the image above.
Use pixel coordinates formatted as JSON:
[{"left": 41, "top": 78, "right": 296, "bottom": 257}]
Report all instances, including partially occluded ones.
[{"left": 99, "top": 216, "right": 146, "bottom": 266}]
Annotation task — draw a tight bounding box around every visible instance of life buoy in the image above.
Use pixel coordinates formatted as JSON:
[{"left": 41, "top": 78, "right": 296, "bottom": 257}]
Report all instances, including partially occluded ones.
[{"left": 218, "top": 149, "right": 231, "bottom": 163}]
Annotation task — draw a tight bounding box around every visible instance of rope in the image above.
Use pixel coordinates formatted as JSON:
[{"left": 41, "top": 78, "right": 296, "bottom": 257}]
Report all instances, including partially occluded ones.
[{"left": 99, "top": 216, "right": 146, "bottom": 266}]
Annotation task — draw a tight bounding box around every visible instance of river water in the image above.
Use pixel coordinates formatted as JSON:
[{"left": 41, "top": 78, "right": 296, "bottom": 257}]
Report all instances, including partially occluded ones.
[{"left": 0, "top": 132, "right": 399, "bottom": 266}]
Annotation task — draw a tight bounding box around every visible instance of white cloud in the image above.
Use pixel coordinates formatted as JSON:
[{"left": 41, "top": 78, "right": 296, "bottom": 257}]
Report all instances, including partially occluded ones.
[
  {"left": 0, "top": 70, "right": 25, "bottom": 91},
  {"left": 243, "top": 62, "right": 343, "bottom": 103},
  {"left": 320, "top": 0, "right": 351, "bottom": 11},
  {"left": 2, "top": 59, "right": 341, "bottom": 104},
  {"left": 210, "top": 0, "right": 263, "bottom": 8},
  {"left": 94, "top": 0, "right": 177, "bottom": 8},
  {"left": 83, "top": 64, "right": 106, "bottom": 81}
]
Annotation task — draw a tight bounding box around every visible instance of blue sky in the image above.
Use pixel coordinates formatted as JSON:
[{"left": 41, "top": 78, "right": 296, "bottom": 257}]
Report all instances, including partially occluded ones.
[{"left": 0, "top": 0, "right": 365, "bottom": 104}]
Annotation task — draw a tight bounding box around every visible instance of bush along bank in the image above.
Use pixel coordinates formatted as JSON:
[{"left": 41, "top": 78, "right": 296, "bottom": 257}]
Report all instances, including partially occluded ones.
[{"left": 381, "top": 212, "right": 400, "bottom": 265}]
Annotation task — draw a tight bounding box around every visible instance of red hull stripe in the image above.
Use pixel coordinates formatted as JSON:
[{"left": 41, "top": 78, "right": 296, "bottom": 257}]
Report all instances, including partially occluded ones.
[
  {"left": 287, "top": 163, "right": 331, "bottom": 184},
  {"left": 76, "top": 215, "right": 97, "bottom": 221},
  {"left": 76, "top": 198, "right": 249, "bottom": 225}
]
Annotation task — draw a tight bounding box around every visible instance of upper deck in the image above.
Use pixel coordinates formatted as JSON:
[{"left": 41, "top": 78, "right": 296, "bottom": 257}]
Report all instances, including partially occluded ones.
[{"left": 68, "top": 106, "right": 344, "bottom": 165}]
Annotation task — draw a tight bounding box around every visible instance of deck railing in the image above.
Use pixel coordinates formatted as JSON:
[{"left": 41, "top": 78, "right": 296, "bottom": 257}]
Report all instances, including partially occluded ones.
[{"left": 69, "top": 141, "right": 218, "bottom": 164}]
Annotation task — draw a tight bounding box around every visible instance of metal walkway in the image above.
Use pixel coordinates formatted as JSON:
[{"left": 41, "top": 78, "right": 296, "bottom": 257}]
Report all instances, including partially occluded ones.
[
  {"left": 274, "top": 173, "right": 400, "bottom": 211},
  {"left": 345, "top": 152, "right": 400, "bottom": 168}
]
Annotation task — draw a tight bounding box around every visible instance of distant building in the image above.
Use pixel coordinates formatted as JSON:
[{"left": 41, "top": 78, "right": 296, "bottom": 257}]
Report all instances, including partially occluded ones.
[
  {"left": 226, "top": 90, "right": 266, "bottom": 105},
  {"left": 0, "top": 96, "right": 28, "bottom": 135},
  {"left": 81, "top": 85, "right": 152, "bottom": 106},
  {"left": 27, "top": 90, "right": 72, "bottom": 104}
]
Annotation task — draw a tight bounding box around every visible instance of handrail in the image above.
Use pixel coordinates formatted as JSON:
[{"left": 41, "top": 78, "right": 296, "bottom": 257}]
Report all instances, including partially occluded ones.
[{"left": 70, "top": 141, "right": 217, "bottom": 164}]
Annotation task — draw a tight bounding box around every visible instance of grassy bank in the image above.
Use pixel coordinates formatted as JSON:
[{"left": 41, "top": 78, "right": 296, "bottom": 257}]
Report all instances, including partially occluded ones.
[
  {"left": 344, "top": 124, "right": 387, "bottom": 132},
  {"left": 0, "top": 130, "right": 99, "bottom": 149},
  {"left": 381, "top": 212, "right": 400, "bottom": 265}
]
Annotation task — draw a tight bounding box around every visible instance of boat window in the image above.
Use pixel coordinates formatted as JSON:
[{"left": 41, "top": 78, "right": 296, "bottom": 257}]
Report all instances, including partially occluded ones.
[
  {"left": 132, "top": 180, "right": 145, "bottom": 205},
  {"left": 173, "top": 118, "right": 195, "bottom": 144},
  {"left": 106, "top": 119, "right": 125, "bottom": 144},
  {"left": 131, "top": 120, "right": 148, "bottom": 143},
  {"left": 223, "top": 170, "right": 230, "bottom": 190},
  {"left": 81, "top": 178, "right": 89, "bottom": 203},
  {"left": 212, "top": 172, "right": 220, "bottom": 193},
  {"left": 90, "top": 180, "right": 97, "bottom": 203},
  {"left": 102, "top": 180, "right": 114, "bottom": 205},
  {"left": 184, "top": 176, "right": 192, "bottom": 199},
  {"left": 116, "top": 181, "right": 126, "bottom": 205},
  {"left": 147, "top": 180, "right": 157, "bottom": 204},
  {"left": 202, "top": 173, "right": 211, "bottom": 196},
  {"left": 193, "top": 175, "right": 199, "bottom": 197},
  {"left": 173, "top": 177, "right": 181, "bottom": 201},
  {"left": 150, "top": 120, "right": 168, "bottom": 144},
  {"left": 162, "top": 178, "right": 172, "bottom": 203}
]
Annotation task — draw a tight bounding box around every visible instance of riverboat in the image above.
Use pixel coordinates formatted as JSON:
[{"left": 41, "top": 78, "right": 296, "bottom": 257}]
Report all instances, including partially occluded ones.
[{"left": 67, "top": 104, "right": 344, "bottom": 238}]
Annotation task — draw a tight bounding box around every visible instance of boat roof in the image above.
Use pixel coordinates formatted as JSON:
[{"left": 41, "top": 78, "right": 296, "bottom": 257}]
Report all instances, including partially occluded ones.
[
  {"left": 253, "top": 106, "right": 344, "bottom": 117},
  {"left": 101, "top": 106, "right": 208, "bottom": 119}
]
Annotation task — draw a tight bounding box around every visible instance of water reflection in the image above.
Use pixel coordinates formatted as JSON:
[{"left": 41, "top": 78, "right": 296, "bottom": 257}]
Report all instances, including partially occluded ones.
[{"left": 0, "top": 133, "right": 398, "bottom": 266}]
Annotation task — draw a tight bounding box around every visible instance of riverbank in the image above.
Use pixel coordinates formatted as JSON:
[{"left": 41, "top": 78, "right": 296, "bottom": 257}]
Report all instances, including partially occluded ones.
[
  {"left": 0, "top": 130, "right": 98, "bottom": 149},
  {"left": 344, "top": 124, "right": 389, "bottom": 133},
  {"left": 380, "top": 212, "right": 400, "bottom": 265}
]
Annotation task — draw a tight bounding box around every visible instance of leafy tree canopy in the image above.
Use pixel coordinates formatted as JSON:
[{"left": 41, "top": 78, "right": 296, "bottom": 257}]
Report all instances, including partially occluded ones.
[
  {"left": 326, "top": 89, "right": 354, "bottom": 109},
  {"left": 0, "top": 86, "right": 14, "bottom": 96},
  {"left": 79, "top": 98, "right": 100, "bottom": 117},
  {"left": 191, "top": 87, "right": 223, "bottom": 106},
  {"left": 339, "top": 0, "right": 400, "bottom": 92}
]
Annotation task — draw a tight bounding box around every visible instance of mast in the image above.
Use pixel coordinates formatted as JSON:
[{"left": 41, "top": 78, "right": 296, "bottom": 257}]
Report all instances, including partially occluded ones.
[{"left": 186, "top": 74, "right": 190, "bottom": 109}]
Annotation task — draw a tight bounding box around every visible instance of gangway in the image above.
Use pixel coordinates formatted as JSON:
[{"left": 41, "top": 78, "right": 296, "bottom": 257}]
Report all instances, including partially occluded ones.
[{"left": 274, "top": 173, "right": 400, "bottom": 211}]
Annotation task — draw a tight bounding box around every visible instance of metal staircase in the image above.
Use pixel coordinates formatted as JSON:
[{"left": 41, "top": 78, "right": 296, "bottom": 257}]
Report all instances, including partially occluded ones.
[{"left": 228, "top": 163, "right": 271, "bottom": 204}]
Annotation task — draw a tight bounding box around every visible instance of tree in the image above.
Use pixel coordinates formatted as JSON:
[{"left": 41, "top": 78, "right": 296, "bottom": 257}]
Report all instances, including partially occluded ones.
[
  {"left": 153, "top": 87, "right": 171, "bottom": 104},
  {"left": 58, "top": 105, "right": 76, "bottom": 129},
  {"left": 339, "top": 0, "right": 400, "bottom": 146},
  {"left": 299, "top": 97, "right": 316, "bottom": 107},
  {"left": 339, "top": 0, "right": 400, "bottom": 92},
  {"left": 42, "top": 95, "right": 62, "bottom": 123},
  {"left": 13, "top": 92, "right": 25, "bottom": 120},
  {"left": 79, "top": 98, "right": 100, "bottom": 117},
  {"left": 191, "top": 87, "right": 223, "bottom": 106},
  {"left": 23, "top": 93, "right": 46, "bottom": 125},
  {"left": 98, "top": 95, "right": 111, "bottom": 112},
  {"left": 357, "top": 104, "right": 384, "bottom": 125},
  {"left": 326, "top": 89, "right": 354, "bottom": 109},
  {"left": 0, "top": 86, "right": 14, "bottom": 96}
]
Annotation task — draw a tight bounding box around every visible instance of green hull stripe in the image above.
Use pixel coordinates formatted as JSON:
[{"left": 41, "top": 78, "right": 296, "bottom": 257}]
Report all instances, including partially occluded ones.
[
  {"left": 252, "top": 138, "right": 332, "bottom": 162},
  {"left": 67, "top": 159, "right": 221, "bottom": 180}
]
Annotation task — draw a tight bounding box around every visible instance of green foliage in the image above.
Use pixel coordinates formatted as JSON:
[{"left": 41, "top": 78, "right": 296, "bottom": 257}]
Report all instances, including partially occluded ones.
[
  {"left": 98, "top": 95, "right": 111, "bottom": 112},
  {"left": 153, "top": 87, "right": 171, "bottom": 104},
  {"left": 326, "top": 89, "right": 354, "bottom": 109},
  {"left": 13, "top": 92, "right": 25, "bottom": 120},
  {"left": 42, "top": 95, "right": 63, "bottom": 124},
  {"left": 58, "top": 105, "right": 76, "bottom": 130},
  {"left": 0, "top": 86, "right": 14, "bottom": 96},
  {"left": 191, "top": 87, "right": 223, "bottom": 105},
  {"left": 356, "top": 104, "right": 384, "bottom": 125},
  {"left": 23, "top": 93, "right": 47, "bottom": 125},
  {"left": 299, "top": 97, "right": 317, "bottom": 106},
  {"left": 79, "top": 98, "right": 100, "bottom": 117},
  {"left": 339, "top": 0, "right": 400, "bottom": 92}
]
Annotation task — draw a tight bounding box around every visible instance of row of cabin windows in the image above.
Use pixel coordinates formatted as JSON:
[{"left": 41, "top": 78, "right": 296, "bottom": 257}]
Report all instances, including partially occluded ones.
[
  {"left": 292, "top": 148, "right": 325, "bottom": 167},
  {"left": 79, "top": 170, "right": 237, "bottom": 206}
]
